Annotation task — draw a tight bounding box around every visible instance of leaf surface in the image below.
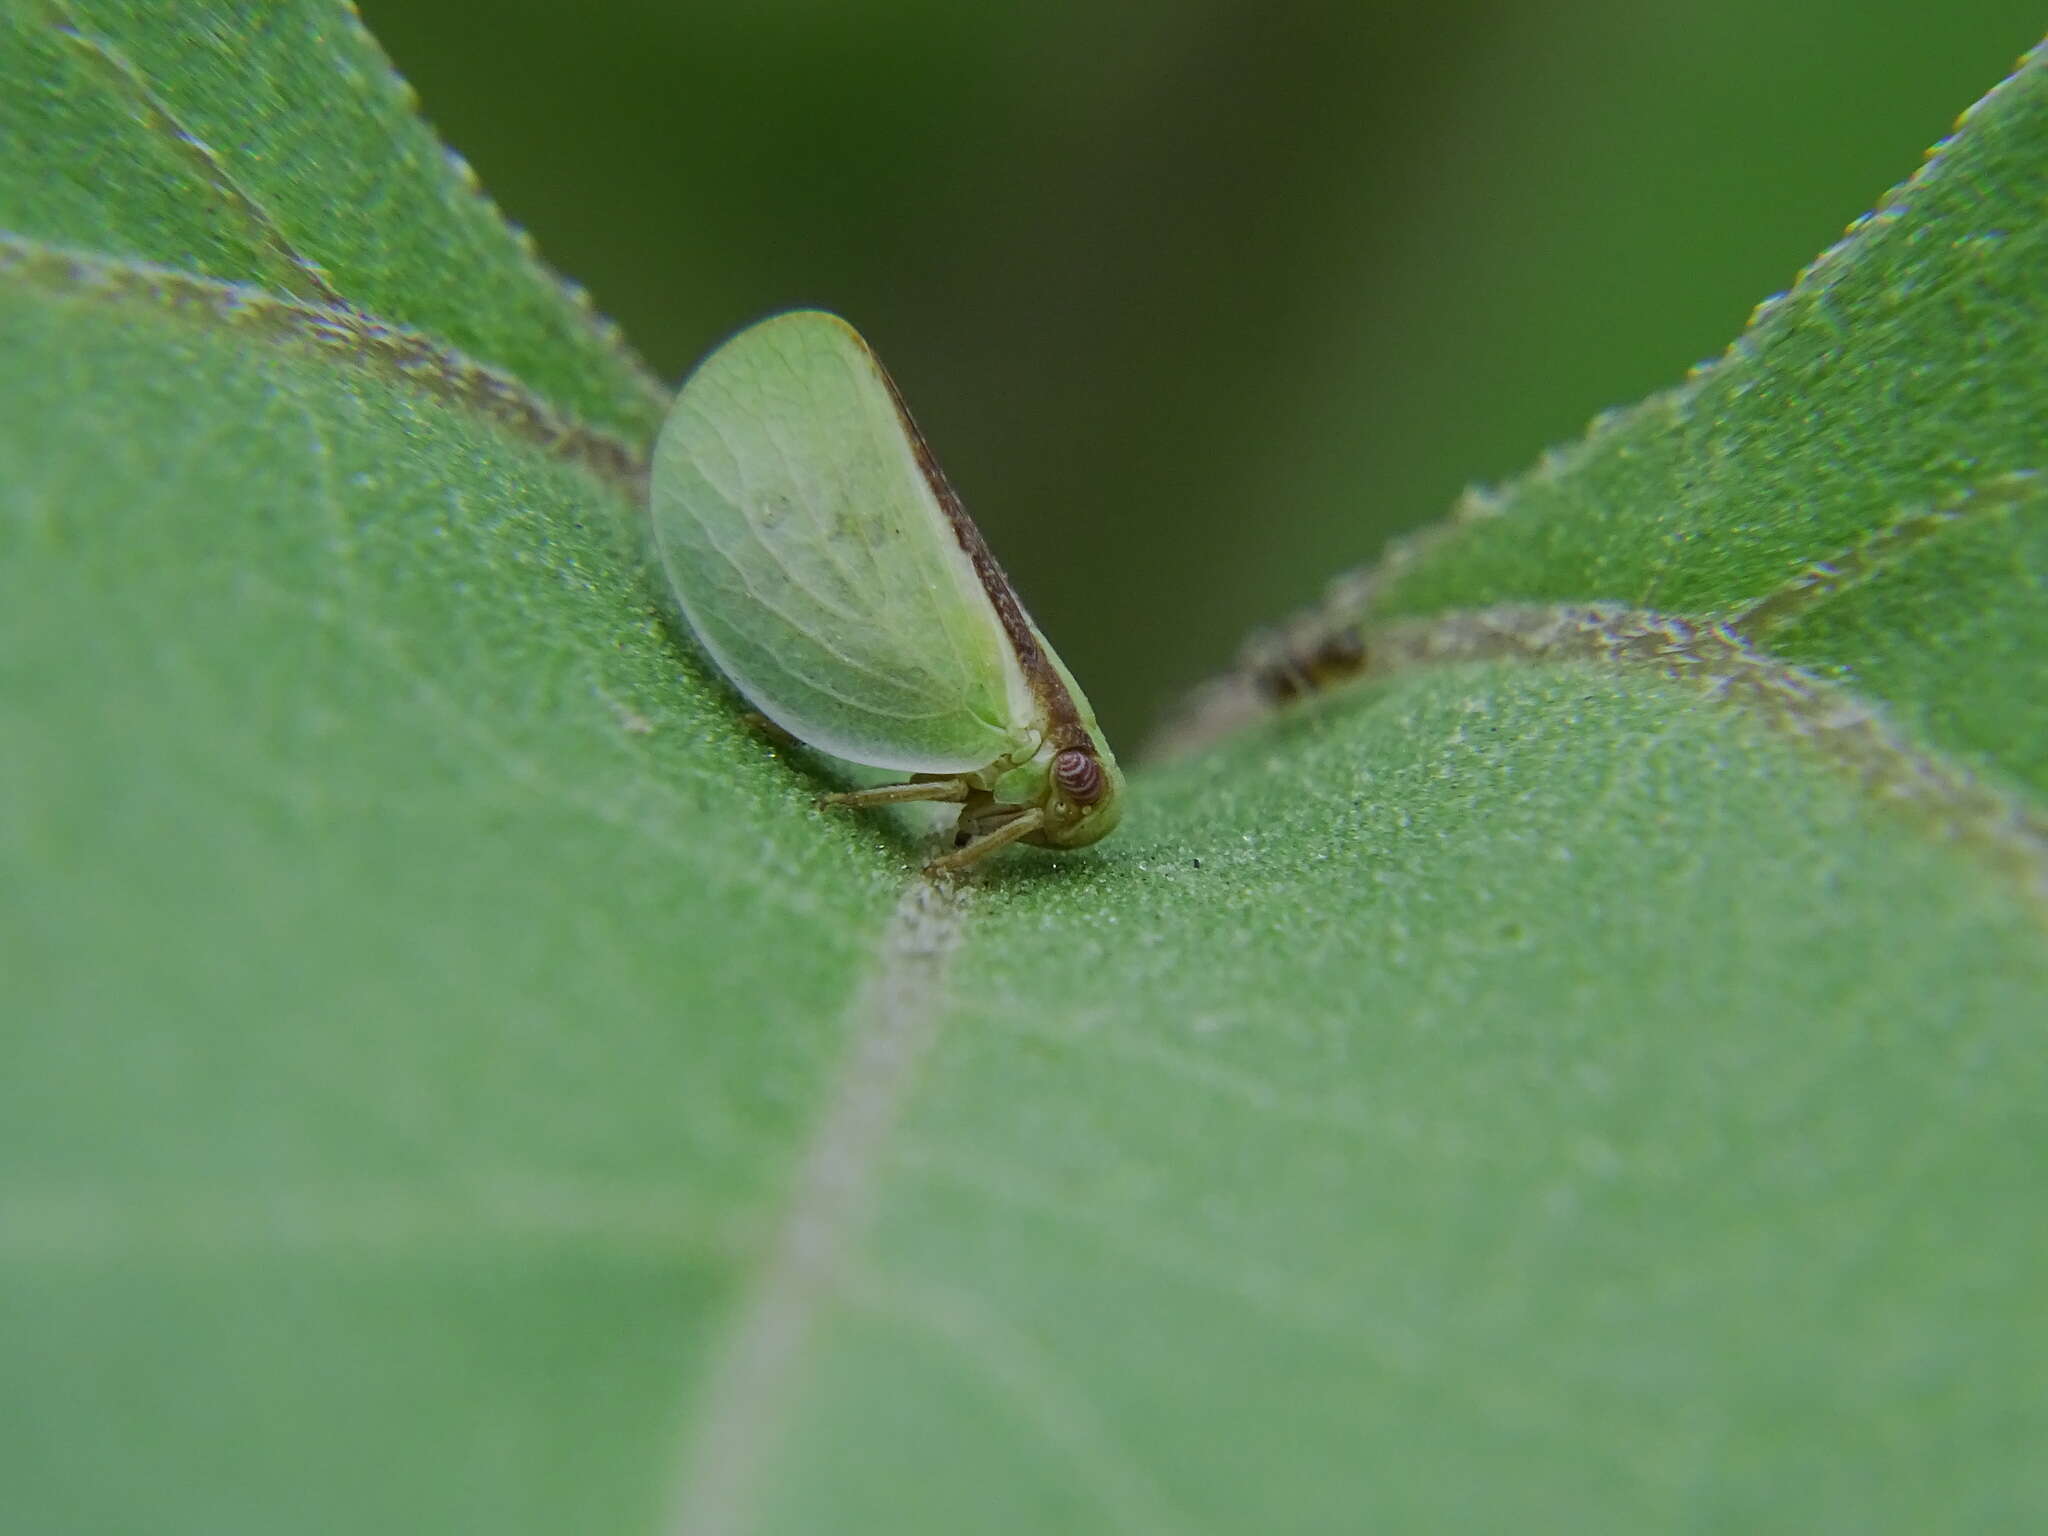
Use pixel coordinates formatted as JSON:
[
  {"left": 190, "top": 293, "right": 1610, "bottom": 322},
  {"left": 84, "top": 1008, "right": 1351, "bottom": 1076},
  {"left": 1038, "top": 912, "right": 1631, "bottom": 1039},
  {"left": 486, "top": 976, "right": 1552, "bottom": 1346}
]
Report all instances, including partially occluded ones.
[{"left": 5, "top": 7, "right": 2046, "bottom": 1533}]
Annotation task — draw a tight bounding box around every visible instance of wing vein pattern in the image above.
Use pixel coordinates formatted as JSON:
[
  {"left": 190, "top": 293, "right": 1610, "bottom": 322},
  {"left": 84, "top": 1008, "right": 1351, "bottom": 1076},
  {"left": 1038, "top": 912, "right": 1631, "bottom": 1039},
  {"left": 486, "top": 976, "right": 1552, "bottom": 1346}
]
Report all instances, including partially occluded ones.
[{"left": 652, "top": 312, "right": 1024, "bottom": 773}]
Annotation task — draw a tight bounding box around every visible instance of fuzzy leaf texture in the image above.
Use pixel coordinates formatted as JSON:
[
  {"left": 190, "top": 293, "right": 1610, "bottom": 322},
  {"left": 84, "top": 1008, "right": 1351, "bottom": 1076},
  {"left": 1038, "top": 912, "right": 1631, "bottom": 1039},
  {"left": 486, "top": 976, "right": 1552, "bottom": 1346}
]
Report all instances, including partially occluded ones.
[{"left": 4, "top": 4, "right": 2045, "bottom": 1533}]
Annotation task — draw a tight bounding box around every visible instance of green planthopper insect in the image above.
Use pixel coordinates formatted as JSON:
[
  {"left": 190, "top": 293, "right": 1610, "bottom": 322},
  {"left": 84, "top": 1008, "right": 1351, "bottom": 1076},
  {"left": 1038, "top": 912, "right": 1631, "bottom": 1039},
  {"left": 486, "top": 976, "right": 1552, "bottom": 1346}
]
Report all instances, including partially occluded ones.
[{"left": 649, "top": 310, "right": 1124, "bottom": 873}]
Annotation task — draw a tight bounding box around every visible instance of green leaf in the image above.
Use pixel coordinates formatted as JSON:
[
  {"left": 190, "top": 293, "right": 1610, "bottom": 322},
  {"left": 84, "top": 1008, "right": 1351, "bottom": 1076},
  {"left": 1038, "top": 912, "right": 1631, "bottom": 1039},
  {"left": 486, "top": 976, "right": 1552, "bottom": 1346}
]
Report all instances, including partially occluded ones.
[
  {"left": 1, "top": 0, "right": 665, "bottom": 437},
  {"left": 1363, "top": 56, "right": 2048, "bottom": 800},
  {"left": 5, "top": 6, "right": 2046, "bottom": 1534}
]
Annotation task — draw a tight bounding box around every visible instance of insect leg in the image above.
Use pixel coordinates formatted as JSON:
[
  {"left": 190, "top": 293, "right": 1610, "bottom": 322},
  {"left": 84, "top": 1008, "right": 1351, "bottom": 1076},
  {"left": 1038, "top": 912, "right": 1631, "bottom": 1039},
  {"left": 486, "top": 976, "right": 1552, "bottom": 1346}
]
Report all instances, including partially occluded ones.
[
  {"left": 923, "top": 807, "right": 1046, "bottom": 875},
  {"left": 818, "top": 777, "right": 974, "bottom": 811}
]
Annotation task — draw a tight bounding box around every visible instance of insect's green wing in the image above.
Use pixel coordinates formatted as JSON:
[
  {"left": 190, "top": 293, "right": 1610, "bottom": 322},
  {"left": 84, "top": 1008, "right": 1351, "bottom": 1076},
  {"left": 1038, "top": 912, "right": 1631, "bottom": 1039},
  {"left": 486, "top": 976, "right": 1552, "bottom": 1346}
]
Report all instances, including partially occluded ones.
[{"left": 651, "top": 311, "right": 1031, "bottom": 774}]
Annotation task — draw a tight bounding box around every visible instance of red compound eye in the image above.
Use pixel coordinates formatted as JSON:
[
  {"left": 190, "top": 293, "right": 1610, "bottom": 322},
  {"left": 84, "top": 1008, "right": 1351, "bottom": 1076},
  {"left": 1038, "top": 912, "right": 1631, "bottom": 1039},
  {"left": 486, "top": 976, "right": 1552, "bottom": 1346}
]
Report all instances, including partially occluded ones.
[{"left": 1052, "top": 748, "right": 1105, "bottom": 806}]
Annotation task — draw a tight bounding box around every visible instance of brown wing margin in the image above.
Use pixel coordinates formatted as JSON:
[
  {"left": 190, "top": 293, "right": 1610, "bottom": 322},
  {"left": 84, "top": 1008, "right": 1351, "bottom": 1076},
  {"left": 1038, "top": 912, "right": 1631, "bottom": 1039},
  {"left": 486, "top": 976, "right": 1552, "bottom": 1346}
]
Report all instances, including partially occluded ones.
[{"left": 870, "top": 351, "right": 1093, "bottom": 751}]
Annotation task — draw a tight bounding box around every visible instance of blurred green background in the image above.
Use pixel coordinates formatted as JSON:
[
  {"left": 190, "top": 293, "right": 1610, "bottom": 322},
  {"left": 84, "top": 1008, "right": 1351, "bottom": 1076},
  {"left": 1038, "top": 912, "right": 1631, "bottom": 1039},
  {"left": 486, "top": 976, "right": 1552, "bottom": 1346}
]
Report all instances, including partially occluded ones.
[{"left": 360, "top": 0, "right": 2043, "bottom": 743}]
